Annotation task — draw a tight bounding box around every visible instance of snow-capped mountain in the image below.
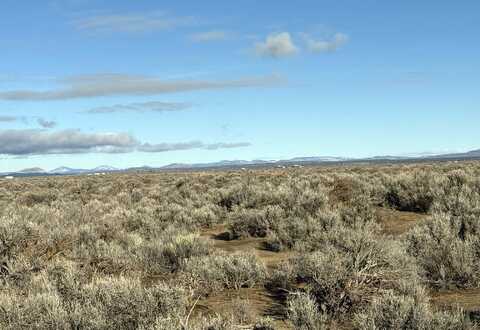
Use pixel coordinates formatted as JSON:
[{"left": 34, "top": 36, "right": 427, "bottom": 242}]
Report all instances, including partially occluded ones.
[
  {"left": 92, "top": 165, "right": 119, "bottom": 172},
  {"left": 49, "top": 167, "right": 86, "bottom": 174}
]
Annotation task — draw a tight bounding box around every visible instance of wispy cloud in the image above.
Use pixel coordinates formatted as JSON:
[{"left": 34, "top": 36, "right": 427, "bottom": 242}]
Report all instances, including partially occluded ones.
[
  {"left": 203, "top": 142, "right": 251, "bottom": 150},
  {"left": 36, "top": 118, "right": 57, "bottom": 128},
  {"left": 84, "top": 101, "right": 192, "bottom": 114},
  {"left": 73, "top": 11, "right": 195, "bottom": 33},
  {"left": 0, "top": 116, "right": 18, "bottom": 122},
  {"left": 1, "top": 116, "right": 57, "bottom": 127},
  {"left": 190, "top": 30, "right": 229, "bottom": 42},
  {"left": 385, "top": 72, "right": 432, "bottom": 85},
  {"left": 138, "top": 141, "right": 204, "bottom": 153},
  {"left": 255, "top": 32, "right": 298, "bottom": 58},
  {"left": 138, "top": 141, "right": 251, "bottom": 153},
  {"left": 0, "top": 129, "right": 251, "bottom": 156},
  {"left": 302, "top": 33, "right": 349, "bottom": 53},
  {"left": 0, "top": 73, "right": 285, "bottom": 101}
]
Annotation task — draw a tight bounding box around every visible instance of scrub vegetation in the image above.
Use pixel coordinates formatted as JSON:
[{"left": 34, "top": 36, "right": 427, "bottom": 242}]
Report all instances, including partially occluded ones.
[{"left": 0, "top": 161, "right": 479, "bottom": 329}]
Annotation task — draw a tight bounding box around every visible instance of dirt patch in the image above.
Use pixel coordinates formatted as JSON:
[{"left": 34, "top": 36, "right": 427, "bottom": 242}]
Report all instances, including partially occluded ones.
[
  {"left": 376, "top": 207, "right": 428, "bottom": 236},
  {"left": 200, "top": 226, "right": 293, "bottom": 268},
  {"left": 195, "top": 287, "right": 292, "bottom": 329},
  {"left": 431, "top": 289, "right": 480, "bottom": 324}
]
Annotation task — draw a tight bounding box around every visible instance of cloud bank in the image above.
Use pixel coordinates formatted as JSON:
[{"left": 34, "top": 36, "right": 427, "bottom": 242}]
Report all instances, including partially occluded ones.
[
  {"left": 0, "top": 129, "right": 251, "bottom": 156},
  {"left": 0, "top": 129, "right": 138, "bottom": 155},
  {"left": 0, "top": 73, "right": 285, "bottom": 101}
]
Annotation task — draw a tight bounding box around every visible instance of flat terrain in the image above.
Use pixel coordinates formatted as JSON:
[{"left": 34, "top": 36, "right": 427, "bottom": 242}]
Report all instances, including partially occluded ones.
[{"left": 0, "top": 161, "right": 479, "bottom": 329}]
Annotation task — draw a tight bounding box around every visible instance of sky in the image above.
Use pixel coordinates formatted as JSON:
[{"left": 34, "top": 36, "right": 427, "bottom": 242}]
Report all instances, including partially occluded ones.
[{"left": 1, "top": 0, "right": 479, "bottom": 171}]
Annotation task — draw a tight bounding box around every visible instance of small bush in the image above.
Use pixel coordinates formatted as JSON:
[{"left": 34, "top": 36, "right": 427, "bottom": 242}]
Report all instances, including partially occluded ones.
[
  {"left": 229, "top": 205, "right": 285, "bottom": 238},
  {"left": 140, "top": 231, "right": 212, "bottom": 273},
  {"left": 0, "top": 291, "right": 70, "bottom": 330},
  {"left": 0, "top": 213, "right": 37, "bottom": 260},
  {"left": 293, "top": 228, "right": 419, "bottom": 315},
  {"left": 81, "top": 277, "right": 188, "bottom": 329}
]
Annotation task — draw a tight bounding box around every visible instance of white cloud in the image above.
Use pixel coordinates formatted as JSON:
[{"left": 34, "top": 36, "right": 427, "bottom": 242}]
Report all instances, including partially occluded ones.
[
  {"left": 303, "top": 33, "right": 349, "bottom": 53},
  {"left": 190, "top": 30, "right": 229, "bottom": 42},
  {"left": 255, "top": 32, "right": 298, "bottom": 58}
]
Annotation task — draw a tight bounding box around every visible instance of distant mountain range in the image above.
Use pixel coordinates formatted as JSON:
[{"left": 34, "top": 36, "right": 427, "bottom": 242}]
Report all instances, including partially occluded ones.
[
  {"left": 4, "top": 165, "right": 120, "bottom": 176},
  {"left": 47, "top": 165, "right": 119, "bottom": 174},
  {"left": 2, "top": 149, "right": 480, "bottom": 177}
]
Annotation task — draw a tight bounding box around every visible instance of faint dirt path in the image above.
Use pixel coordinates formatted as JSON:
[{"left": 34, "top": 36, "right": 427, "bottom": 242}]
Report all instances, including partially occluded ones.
[
  {"left": 376, "top": 207, "right": 428, "bottom": 236},
  {"left": 200, "top": 225, "right": 292, "bottom": 268},
  {"left": 431, "top": 289, "right": 480, "bottom": 315},
  {"left": 198, "top": 225, "right": 293, "bottom": 329}
]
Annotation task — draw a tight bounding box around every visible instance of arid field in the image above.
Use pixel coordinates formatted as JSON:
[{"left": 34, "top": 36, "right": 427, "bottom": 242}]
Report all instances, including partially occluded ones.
[{"left": 1, "top": 161, "right": 480, "bottom": 329}]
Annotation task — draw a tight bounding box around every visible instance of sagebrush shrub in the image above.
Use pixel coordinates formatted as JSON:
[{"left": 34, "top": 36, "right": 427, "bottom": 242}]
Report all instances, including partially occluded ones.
[
  {"left": 354, "top": 291, "right": 472, "bottom": 330},
  {"left": 183, "top": 253, "right": 267, "bottom": 294},
  {"left": 383, "top": 171, "right": 443, "bottom": 212},
  {"left": 290, "top": 227, "right": 419, "bottom": 316},
  {"left": 81, "top": 277, "right": 188, "bottom": 329},
  {"left": 140, "top": 231, "right": 212, "bottom": 273},
  {"left": 229, "top": 205, "right": 285, "bottom": 238},
  {"left": 405, "top": 212, "right": 480, "bottom": 289},
  {"left": 287, "top": 292, "right": 328, "bottom": 330}
]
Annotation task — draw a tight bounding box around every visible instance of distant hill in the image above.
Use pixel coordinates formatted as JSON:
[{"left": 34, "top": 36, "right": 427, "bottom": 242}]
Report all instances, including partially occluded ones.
[{"left": 431, "top": 149, "right": 480, "bottom": 159}]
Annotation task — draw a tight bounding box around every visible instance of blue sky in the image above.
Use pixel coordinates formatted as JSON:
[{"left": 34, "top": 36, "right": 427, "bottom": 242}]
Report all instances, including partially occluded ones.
[{"left": 1, "top": 0, "right": 479, "bottom": 171}]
